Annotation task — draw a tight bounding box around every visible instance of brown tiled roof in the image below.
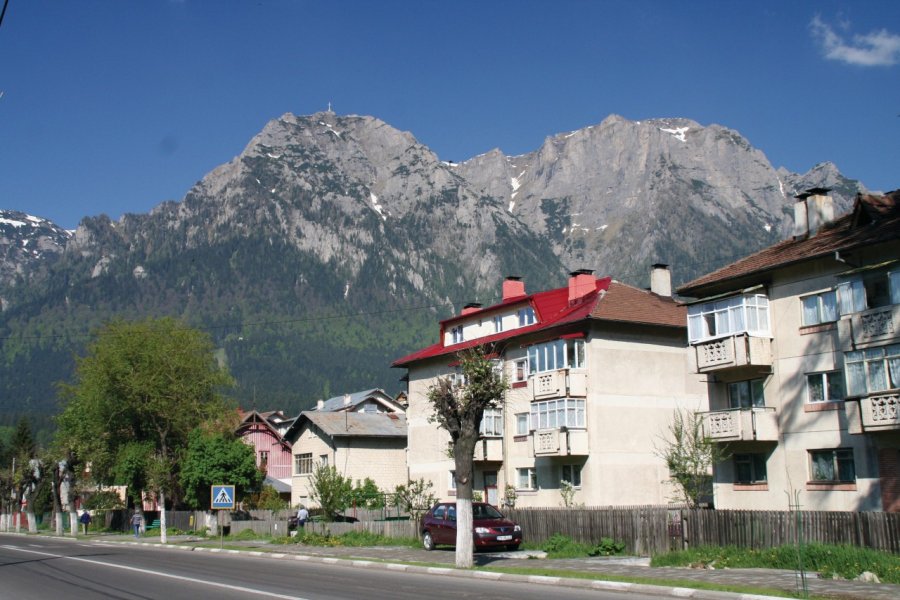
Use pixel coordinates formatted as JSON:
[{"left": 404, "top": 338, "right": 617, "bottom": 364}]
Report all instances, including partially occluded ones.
[
  {"left": 592, "top": 281, "right": 686, "bottom": 328},
  {"left": 678, "top": 191, "right": 900, "bottom": 297}
]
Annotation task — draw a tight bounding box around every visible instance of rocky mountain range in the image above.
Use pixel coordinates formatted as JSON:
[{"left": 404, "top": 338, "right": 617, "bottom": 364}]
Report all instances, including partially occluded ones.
[{"left": 0, "top": 111, "right": 869, "bottom": 434}]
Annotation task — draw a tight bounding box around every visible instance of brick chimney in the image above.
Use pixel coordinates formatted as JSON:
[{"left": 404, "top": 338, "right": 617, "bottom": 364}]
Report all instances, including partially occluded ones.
[
  {"left": 794, "top": 188, "right": 834, "bottom": 238},
  {"left": 650, "top": 263, "right": 672, "bottom": 297},
  {"left": 461, "top": 303, "right": 482, "bottom": 315},
  {"left": 502, "top": 276, "right": 526, "bottom": 300},
  {"left": 568, "top": 269, "right": 597, "bottom": 304}
]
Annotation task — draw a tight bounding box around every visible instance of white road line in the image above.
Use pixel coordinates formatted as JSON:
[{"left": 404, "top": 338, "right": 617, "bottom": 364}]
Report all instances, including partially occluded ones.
[{"left": 1, "top": 545, "right": 310, "bottom": 600}]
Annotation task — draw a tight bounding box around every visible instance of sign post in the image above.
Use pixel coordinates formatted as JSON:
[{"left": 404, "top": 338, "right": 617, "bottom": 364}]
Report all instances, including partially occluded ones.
[{"left": 211, "top": 485, "right": 235, "bottom": 547}]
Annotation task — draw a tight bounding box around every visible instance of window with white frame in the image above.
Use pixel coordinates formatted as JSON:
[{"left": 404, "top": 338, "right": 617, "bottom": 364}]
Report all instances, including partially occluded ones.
[
  {"left": 728, "top": 379, "right": 765, "bottom": 409},
  {"left": 319, "top": 454, "right": 328, "bottom": 467},
  {"left": 294, "top": 453, "right": 312, "bottom": 475},
  {"left": 451, "top": 325, "right": 464, "bottom": 344},
  {"left": 493, "top": 315, "right": 503, "bottom": 333},
  {"left": 734, "top": 453, "right": 767, "bottom": 484},
  {"left": 807, "top": 371, "right": 845, "bottom": 403},
  {"left": 845, "top": 344, "right": 900, "bottom": 396},
  {"left": 687, "top": 294, "right": 770, "bottom": 343},
  {"left": 838, "top": 270, "right": 900, "bottom": 315},
  {"left": 513, "top": 358, "right": 528, "bottom": 382},
  {"left": 527, "top": 338, "right": 585, "bottom": 374},
  {"left": 515, "top": 413, "right": 529, "bottom": 435},
  {"left": 518, "top": 306, "right": 536, "bottom": 327},
  {"left": 530, "top": 398, "right": 585, "bottom": 430},
  {"left": 448, "top": 470, "right": 456, "bottom": 491},
  {"left": 810, "top": 449, "right": 856, "bottom": 483},
  {"left": 801, "top": 290, "right": 838, "bottom": 326},
  {"left": 561, "top": 464, "right": 582, "bottom": 487},
  {"left": 516, "top": 467, "right": 537, "bottom": 490},
  {"left": 479, "top": 408, "right": 503, "bottom": 437}
]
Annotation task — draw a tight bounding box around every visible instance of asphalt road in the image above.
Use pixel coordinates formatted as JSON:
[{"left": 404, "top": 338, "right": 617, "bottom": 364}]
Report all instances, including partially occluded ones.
[{"left": 0, "top": 535, "right": 664, "bottom": 600}]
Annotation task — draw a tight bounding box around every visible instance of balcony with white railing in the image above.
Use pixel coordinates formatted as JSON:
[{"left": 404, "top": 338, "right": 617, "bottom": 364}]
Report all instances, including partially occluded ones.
[
  {"left": 838, "top": 305, "right": 900, "bottom": 348},
  {"left": 859, "top": 392, "right": 900, "bottom": 432},
  {"left": 473, "top": 437, "right": 504, "bottom": 462},
  {"left": 531, "top": 427, "right": 589, "bottom": 457},
  {"left": 532, "top": 369, "right": 587, "bottom": 400},
  {"left": 693, "top": 333, "right": 773, "bottom": 375},
  {"left": 701, "top": 407, "right": 778, "bottom": 442}
]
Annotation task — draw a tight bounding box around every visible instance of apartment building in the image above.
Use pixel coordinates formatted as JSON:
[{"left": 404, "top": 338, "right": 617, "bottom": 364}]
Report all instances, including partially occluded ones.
[
  {"left": 678, "top": 189, "right": 900, "bottom": 512},
  {"left": 393, "top": 268, "right": 706, "bottom": 507}
]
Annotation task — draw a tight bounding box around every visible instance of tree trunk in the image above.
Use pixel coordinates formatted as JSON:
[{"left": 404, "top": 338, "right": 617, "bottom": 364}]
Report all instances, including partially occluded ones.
[
  {"left": 51, "top": 463, "right": 63, "bottom": 536},
  {"left": 453, "top": 435, "right": 477, "bottom": 569},
  {"left": 58, "top": 462, "right": 78, "bottom": 537},
  {"left": 159, "top": 490, "right": 167, "bottom": 544}
]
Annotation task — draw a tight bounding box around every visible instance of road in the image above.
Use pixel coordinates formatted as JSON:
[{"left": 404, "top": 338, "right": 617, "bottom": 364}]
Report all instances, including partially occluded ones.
[{"left": 0, "top": 535, "right": 664, "bottom": 600}]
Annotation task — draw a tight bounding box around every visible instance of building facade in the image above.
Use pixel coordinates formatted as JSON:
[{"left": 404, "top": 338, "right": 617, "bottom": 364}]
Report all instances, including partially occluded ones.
[
  {"left": 679, "top": 189, "right": 900, "bottom": 512},
  {"left": 394, "top": 268, "right": 707, "bottom": 507}
]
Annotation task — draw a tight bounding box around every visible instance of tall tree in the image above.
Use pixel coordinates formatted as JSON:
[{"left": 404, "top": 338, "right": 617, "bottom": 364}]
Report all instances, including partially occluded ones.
[
  {"left": 427, "top": 346, "right": 506, "bottom": 568},
  {"left": 56, "top": 317, "right": 233, "bottom": 542},
  {"left": 179, "top": 428, "right": 263, "bottom": 510}
]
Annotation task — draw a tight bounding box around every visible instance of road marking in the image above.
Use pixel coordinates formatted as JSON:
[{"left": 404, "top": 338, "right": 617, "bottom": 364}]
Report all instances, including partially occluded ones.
[{"left": 1, "top": 545, "right": 310, "bottom": 599}]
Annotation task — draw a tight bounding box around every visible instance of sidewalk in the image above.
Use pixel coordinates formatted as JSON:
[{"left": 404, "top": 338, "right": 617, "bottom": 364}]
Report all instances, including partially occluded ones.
[{"left": 88, "top": 533, "right": 899, "bottom": 600}]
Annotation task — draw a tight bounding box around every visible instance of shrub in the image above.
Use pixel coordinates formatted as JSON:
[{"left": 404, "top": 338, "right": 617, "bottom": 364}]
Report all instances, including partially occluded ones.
[{"left": 589, "top": 537, "right": 625, "bottom": 556}]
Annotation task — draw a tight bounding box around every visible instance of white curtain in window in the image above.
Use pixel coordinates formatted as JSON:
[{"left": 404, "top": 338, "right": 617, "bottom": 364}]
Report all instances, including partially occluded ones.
[
  {"left": 890, "top": 271, "right": 900, "bottom": 305},
  {"left": 887, "top": 345, "right": 900, "bottom": 389},
  {"left": 821, "top": 291, "right": 838, "bottom": 322},
  {"left": 802, "top": 296, "right": 820, "bottom": 326},
  {"left": 866, "top": 348, "right": 888, "bottom": 392}
]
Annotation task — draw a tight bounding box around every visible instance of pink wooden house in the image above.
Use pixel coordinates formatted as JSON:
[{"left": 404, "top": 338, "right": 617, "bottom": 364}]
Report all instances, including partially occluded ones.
[{"left": 236, "top": 410, "right": 295, "bottom": 496}]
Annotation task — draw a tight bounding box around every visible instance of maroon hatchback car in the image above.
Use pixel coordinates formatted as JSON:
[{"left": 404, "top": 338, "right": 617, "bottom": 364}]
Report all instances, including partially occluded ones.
[{"left": 420, "top": 502, "right": 522, "bottom": 551}]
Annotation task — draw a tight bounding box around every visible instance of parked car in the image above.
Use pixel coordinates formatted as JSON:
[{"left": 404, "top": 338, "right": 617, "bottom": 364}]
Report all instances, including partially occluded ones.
[{"left": 420, "top": 502, "right": 522, "bottom": 551}]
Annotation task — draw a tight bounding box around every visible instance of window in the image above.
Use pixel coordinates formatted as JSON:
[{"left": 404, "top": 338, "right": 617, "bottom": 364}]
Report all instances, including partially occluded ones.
[
  {"left": 807, "top": 371, "right": 845, "bottom": 403},
  {"left": 845, "top": 344, "right": 900, "bottom": 396},
  {"left": 451, "top": 325, "right": 464, "bottom": 344},
  {"left": 480, "top": 408, "right": 503, "bottom": 436},
  {"left": 561, "top": 464, "right": 582, "bottom": 487},
  {"left": 514, "top": 358, "right": 528, "bottom": 382},
  {"left": 517, "top": 467, "right": 537, "bottom": 490},
  {"left": 515, "top": 413, "right": 529, "bottom": 435},
  {"left": 518, "top": 306, "right": 535, "bottom": 327},
  {"left": 810, "top": 449, "right": 855, "bottom": 482},
  {"left": 448, "top": 370, "right": 466, "bottom": 387},
  {"left": 258, "top": 451, "right": 269, "bottom": 469},
  {"left": 493, "top": 315, "right": 503, "bottom": 333},
  {"left": 838, "top": 270, "right": 900, "bottom": 314},
  {"left": 448, "top": 471, "right": 456, "bottom": 491},
  {"left": 728, "top": 379, "right": 765, "bottom": 408},
  {"left": 734, "top": 453, "right": 767, "bottom": 484},
  {"left": 687, "top": 294, "right": 770, "bottom": 343},
  {"left": 530, "top": 398, "right": 585, "bottom": 429},
  {"left": 801, "top": 290, "right": 838, "bottom": 326},
  {"left": 527, "top": 338, "right": 585, "bottom": 374},
  {"left": 319, "top": 454, "right": 328, "bottom": 467},
  {"left": 294, "top": 453, "right": 312, "bottom": 475}
]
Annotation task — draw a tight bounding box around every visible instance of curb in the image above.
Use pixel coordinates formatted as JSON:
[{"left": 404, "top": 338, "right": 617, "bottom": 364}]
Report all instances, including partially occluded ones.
[{"left": 93, "top": 538, "right": 788, "bottom": 600}]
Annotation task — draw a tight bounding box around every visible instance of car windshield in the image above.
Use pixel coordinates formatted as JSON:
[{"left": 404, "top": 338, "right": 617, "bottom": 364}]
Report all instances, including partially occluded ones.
[{"left": 473, "top": 504, "right": 504, "bottom": 519}]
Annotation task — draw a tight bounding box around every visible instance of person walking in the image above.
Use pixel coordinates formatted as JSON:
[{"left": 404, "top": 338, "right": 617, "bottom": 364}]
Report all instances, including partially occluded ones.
[
  {"left": 296, "top": 505, "right": 309, "bottom": 529},
  {"left": 131, "top": 512, "right": 142, "bottom": 538},
  {"left": 79, "top": 510, "right": 92, "bottom": 535}
]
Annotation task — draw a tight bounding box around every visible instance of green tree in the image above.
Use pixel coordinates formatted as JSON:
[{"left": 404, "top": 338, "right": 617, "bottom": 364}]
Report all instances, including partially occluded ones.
[
  {"left": 253, "top": 485, "right": 288, "bottom": 511},
  {"left": 392, "top": 478, "right": 436, "bottom": 530},
  {"left": 309, "top": 464, "right": 352, "bottom": 521},
  {"left": 349, "top": 478, "right": 384, "bottom": 509},
  {"left": 656, "top": 408, "right": 729, "bottom": 508},
  {"left": 426, "top": 346, "right": 507, "bottom": 568},
  {"left": 179, "top": 428, "right": 263, "bottom": 510},
  {"left": 56, "top": 317, "right": 233, "bottom": 542}
]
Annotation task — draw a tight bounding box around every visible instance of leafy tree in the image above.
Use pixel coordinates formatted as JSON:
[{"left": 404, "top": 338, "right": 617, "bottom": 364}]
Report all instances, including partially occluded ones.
[
  {"left": 11, "top": 417, "right": 35, "bottom": 460},
  {"left": 252, "top": 485, "right": 288, "bottom": 511},
  {"left": 392, "top": 478, "right": 436, "bottom": 528},
  {"left": 349, "top": 478, "right": 384, "bottom": 509},
  {"left": 427, "top": 346, "right": 507, "bottom": 568},
  {"left": 656, "top": 408, "right": 729, "bottom": 508},
  {"left": 179, "top": 428, "right": 263, "bottom": 510},
  {"left": 56, "top": 317, "right": 233, "bottom": 542},
  {"left": 309, "top": 464, "right": 352, "bottom": 521}
]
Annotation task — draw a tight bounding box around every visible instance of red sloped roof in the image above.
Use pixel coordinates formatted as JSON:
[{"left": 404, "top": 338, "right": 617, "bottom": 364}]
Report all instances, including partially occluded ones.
[
  {"left": 678, "top": 191, "right": 900, "bottom": 297},
  {"left": 392, "top": 276, "right": 685, "bottom": 367}
]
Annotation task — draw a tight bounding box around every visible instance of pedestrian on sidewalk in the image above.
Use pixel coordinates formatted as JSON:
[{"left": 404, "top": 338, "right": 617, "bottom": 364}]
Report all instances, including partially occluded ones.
[
  {"left": 131, "top": 512, "right": 142, "bottom": 538},
  {"left": 79, "top": 510, "right": 92, "bottom": 535}
]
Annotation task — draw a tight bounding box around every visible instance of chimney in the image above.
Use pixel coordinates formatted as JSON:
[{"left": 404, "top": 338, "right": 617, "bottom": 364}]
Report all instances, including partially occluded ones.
[
  {"left": 461, "top": 302, "right": 482, "bottom": 315},
  {"left": 502, "top": 276, "right": 526, "bottom": 300},
  {"left": 650, "top": 263, "right": 672, "bottom": 297},
  {"left": 568, "top": 269, "right": 597, "bottom": 304},
  {"left": 316, "top": 399, "right": 324, "bottom": 410},
  {"left": 794, "top": 188, "right": 834, "bottom": 237}
]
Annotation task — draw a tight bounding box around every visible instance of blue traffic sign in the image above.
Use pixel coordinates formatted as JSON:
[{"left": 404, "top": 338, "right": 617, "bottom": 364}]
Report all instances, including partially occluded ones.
[{"left": 211, "top": 485, "right": 235, "bottom": 509}]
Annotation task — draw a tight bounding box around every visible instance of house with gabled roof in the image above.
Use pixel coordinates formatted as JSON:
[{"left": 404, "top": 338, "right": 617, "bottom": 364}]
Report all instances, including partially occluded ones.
[
  {"left": 313, "top": 388, "right": 405, "bottom": 414},
  {"left": 236, "top": 410, "right": 295, "bottom": 496},
  {"left": 678, "top": 188, "right": 900, "bottom": 512},
  {"left": 393, "top": 267, "right": 707, "bottom": 507},
  {"left": 283, "top": 411, "right": 408, "bottom": 508}
]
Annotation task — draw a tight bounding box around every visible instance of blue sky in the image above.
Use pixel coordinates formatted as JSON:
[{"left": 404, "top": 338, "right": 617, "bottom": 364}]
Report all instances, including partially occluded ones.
[{"left": 1, "top": 0, "right": 898, "bottom": 229}]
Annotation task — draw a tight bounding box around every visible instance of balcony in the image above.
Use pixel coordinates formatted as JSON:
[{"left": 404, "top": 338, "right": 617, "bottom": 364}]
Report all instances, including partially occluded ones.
[
  {"left": 531, "top": 427, "right": 589, "bottom": 457},
  {"left": 701, "top": 408, "right": 778, "bottom": 442},
  {"left": 838, "top": 305, "right": 899, "bottom": 348},
  {"left": 473, "top": 437, "right": 503, "bottom": 462},
  {"left": 858, "top": 393, "right": 900, "bottom": 432},
  {"left": 532, "top": 369, "right": 588, "bottom": 400},
  {"left": 693, "top": 333, "right": 772, "bottom": 374}
]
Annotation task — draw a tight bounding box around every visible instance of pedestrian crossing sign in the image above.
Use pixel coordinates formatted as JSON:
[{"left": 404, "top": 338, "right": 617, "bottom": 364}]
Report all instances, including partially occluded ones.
[{"left": 211, "top": 485, "right": 235, "bottom": 509}]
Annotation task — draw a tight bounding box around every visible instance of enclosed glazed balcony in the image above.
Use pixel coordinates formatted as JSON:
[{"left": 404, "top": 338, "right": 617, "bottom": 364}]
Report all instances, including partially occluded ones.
[
  {"left": 531, "top": 427, "right": 588, "bottom": 457},
  {"left": 473, "top": 437, "right": 504, "bottom": 462},
  {"left": 837, "top": 305, "right": 900, "bottom": 348},
  {"left": 532, "top": 369, "right": 588, "bottom": 399},
  {"left": 701, "top": 407, "right": 778, "bottom": 442},
  {"left": 693, "top": 333, "right": 773, "bottom": 375}
]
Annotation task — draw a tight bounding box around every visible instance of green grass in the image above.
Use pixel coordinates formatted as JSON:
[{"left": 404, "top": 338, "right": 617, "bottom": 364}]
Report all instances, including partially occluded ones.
[
  {"left": 651, "top": 544, "right": 900, "bottom": 584},
  {"left": 522, "top": 534, "right": 626, "bottom": 559},
  {"left": 278, "top": 529, "right": 420, "bottom": 548}
]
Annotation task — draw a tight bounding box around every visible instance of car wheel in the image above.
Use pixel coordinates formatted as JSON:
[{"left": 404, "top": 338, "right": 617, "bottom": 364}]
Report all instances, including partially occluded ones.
[
  {"left": 422, "top": 531, "right": 435, "bottom": 551},
  {"left": 506, "top": 544, "right": 519, "bottom": 551}
]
